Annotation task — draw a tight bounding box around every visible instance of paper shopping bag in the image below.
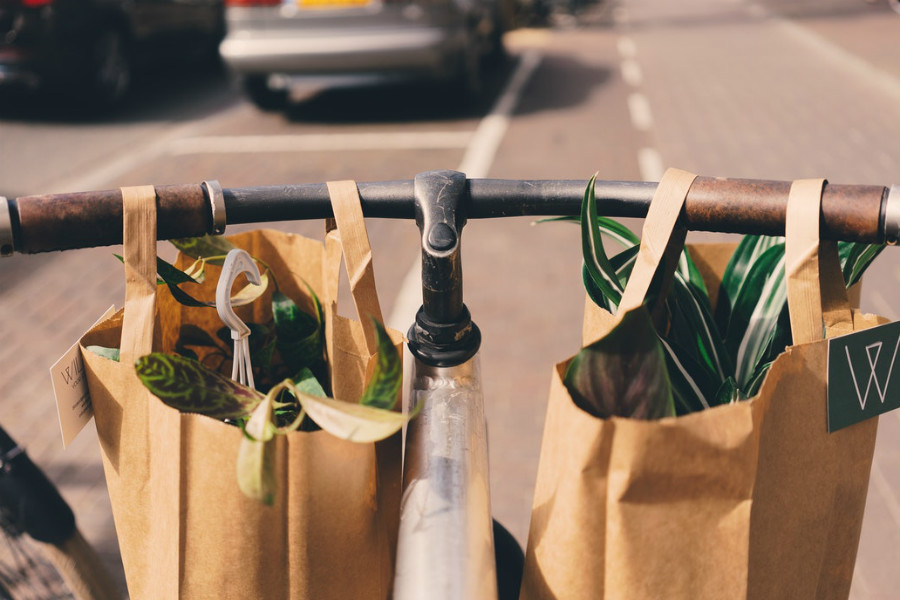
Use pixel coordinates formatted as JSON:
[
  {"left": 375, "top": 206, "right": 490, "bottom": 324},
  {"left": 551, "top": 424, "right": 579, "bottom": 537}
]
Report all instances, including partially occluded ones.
[
  {"left": 521, "top": 171, "right": 882, "bottom": 599},
  {"left": 80, "top": 182, "right": 402, "bottom": 599}
]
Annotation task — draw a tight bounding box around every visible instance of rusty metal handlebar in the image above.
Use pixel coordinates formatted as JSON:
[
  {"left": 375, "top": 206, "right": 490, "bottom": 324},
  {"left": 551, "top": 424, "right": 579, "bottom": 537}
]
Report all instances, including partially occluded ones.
[{"left": 2, "top": 174, "right": 898, "bottom": 256}]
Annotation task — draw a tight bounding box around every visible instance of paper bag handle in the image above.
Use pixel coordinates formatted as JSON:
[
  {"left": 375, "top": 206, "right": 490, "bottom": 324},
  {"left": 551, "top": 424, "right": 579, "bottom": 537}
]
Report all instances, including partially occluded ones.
[
  {"left": 324, "top": 180, "right": 385, "bottom": 355},
  {"left": 120, "top": 185, "right": 158, "bottom": 367},
  {"left": 785, "top": 178, "right": 853, "bottom": 344},
  {"left": 618, "top": 168, "right": 698, "bottom": 314}
]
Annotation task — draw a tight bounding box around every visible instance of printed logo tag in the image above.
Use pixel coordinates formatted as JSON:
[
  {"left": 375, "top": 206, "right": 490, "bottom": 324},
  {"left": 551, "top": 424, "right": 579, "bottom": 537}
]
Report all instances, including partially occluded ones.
[
  {"left": 827, "top": 321, "right": 900, "bottom": 432},
  {"left": 51, "top": 306, "right": 116, "bottom": 447}
]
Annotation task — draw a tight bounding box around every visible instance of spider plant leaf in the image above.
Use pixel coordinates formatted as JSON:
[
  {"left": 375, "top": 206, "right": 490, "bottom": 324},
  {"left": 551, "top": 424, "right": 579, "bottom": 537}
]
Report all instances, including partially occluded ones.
[
  {"left": 171, "top": 235, "right": 237, "bottom": 265},
  {"left": 744, "top": 360, "right": 774, "bottom": 398},
  {"left": 725, "top": 243, "right": 787, "bottom": 388},
  {"left": 564, "top": 306, "right": 675, "bottom": 420},
  {"left": 716, "top": 235, "right": 783, "bottom": 330},
  {"left": 237, "top": 393, "right": 278, "bottom": 505},
  {"left": 135, "top": 353, "right": 264, "bottom": 419},
  {"left": 272, "top": 291, "right": 324, "bottom": 373},
  {"left": 539, "top": 214, "right": 641, "bottom": 249},
  {"left": 297, "top": 392, "right": 409, "bottom": 443},
  {"left": 678, "top": 247, "right": 709, "bottom": 297},
  {"left": 582, "top": 264, "right": 612, "bottom": 311},
  {"left": 666, "top": 271, "right": 732, "bottom": 381},
  {"left": 86, "top": 345, "right": 120, "bottom": 362},
  {"left": 581, "top": 175, "right": 625, "bottom": 308},
  {"left": 714, "top": 377, "right": 746, "bottom": 405},
  {"left": 658, "top": 337, "right": 717, "bottom": 414},
  {"left": 359, "top": 320, "right": 402, "bottom": 410},
  {"left": 838, "top": 242, "right": 885, "bottom": 287}
]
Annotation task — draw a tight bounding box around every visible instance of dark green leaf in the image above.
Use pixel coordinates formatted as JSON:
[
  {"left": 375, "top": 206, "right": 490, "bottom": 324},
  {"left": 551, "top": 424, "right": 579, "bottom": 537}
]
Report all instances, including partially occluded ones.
[
  {"left": 716, "top": 235, "right": 783, "bottom": 331},
  {"left": 272, "top": 291, "right": 324, "bottom": 373},
  {"left": 666, "top": 271, "right": 732, "bottom": 381},
  {"left": 744, "top": 360, "right": 774, "bottom": 397},
  {"left": 839, "top": 242, "right": 885, "bottom": 288},
  {"left": 564, "top": 306, "right": 675, "bottom": 420},
  {"left": 724, "top": 243, "right": 787, "bottom": 388},
  {"left": 86, "top": 345, "right": 120, "bottom": 362},
  {"left": 359, "top": 320, "right": 402, "bottom": 410},
  {"left": 658, "top": 337, "right": 717, "bottom": 414},
  {"left": 581, "top": 175, "right": 625, "bottom": 308},
  {"left": 135, "top": 353, "right": 263, "bottom": 419},
  {"left": 714, "top": 377, "right": 746, "bottom": 405}
]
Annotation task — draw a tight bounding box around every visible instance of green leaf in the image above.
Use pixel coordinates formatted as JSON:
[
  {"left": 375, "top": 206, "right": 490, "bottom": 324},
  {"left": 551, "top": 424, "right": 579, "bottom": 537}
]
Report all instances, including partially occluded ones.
[
  {"left": 678, "top": 247, "right": 709, "bottom": 297},
  {"left": 725, "top": 243, "right": 787, "bottom": 388},
  {"left": 716, "top": 235, "right": 783, "bottom": 331},
  {"left": 86, "top": 345, "right": 120, "bottom": 362},
  {"left": 297, "top": 391, "right": 409, "bottom": 443},
  {"left": 658, "top": 337, "right": 715, "bottom": 414},
  {"left": 359, "top": 320, "right": 402, "bottom": 410},
  {"left": 714, "top": 377, "right": 746, "bottom": 405},
  {"left": 272, "top": 291, "right": 324, "bottom": 373},
  {"left": 237, "top": 393, "right": 278, "bottom": 505},
  {"left": 839, "top": 242, "right": 885, "bottom": 288},
  {"left": 135, "top": 353, "right": 264, "bottom": 419},
  {"left": 581, "top": 175, "right": 625, "bottom": 308},
  {"left": 171, "top": 235, "right": 237, "bottom": 264},
  {"left": 744, "top": 360, "right": 774, "bottom": 398},
  {"left": 563, "top": 306, "right": 675, "bottom": 420},
  {"left": 666, "top": 270, "right": 732, "bottom": 381}
]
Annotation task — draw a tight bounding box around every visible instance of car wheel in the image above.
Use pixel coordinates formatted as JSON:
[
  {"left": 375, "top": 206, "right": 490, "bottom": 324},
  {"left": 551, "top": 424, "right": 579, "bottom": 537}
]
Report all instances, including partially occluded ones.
[
  {"left": 89, "top": 28, "right": 131, "bottom": 109},
  {"left": 243, "top": 76, "right": 288, "bottom": 112}
]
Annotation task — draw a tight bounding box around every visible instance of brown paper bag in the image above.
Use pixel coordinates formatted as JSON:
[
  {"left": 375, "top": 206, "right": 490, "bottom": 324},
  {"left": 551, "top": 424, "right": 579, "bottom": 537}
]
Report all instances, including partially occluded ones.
[
  {"left": 521, "top": 171, "right": 881, "bottom": 600},
  {"left": 80, "top": 182, "right": 402, "bottom": 599}
]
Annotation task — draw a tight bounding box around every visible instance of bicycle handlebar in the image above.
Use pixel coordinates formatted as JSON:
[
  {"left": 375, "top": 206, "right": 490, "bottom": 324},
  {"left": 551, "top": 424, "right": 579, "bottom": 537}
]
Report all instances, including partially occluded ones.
[{"left": 2, "top": 173, "right": 898, "bottom": 256}]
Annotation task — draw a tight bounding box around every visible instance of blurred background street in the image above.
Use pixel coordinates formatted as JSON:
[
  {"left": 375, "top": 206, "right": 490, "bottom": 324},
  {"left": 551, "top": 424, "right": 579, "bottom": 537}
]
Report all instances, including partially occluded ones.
[{"left": 1, "top": 0, "right": 898, "bottom": 596}]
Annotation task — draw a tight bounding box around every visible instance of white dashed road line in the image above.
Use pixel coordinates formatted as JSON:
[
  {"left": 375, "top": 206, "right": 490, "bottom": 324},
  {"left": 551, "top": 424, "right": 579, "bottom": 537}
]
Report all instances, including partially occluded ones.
[{"left": 626, "top": 92, "right": 654, "bottom": 132}]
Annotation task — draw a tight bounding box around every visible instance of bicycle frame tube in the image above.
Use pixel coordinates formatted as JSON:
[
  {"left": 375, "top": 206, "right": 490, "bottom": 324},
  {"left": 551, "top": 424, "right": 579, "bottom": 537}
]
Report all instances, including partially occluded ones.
[{"left": 394, "top": 357, "right": 497, "bottom": 600}]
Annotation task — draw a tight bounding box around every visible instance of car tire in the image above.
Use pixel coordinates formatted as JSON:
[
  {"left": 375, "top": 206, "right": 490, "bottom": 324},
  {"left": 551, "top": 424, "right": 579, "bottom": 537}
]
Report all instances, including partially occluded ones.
[
  {"left": 88, "top": 28, "right": 132, "bottom": 109},
  {"left": 243, "top": 76, "right": 288, "bottom": 112}
]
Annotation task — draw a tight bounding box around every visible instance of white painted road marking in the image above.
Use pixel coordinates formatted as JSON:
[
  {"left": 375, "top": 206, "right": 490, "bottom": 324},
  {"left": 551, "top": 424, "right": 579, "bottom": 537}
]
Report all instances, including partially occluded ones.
[{"left": 627, "top": 92, "right": 654, "bottom": 131}]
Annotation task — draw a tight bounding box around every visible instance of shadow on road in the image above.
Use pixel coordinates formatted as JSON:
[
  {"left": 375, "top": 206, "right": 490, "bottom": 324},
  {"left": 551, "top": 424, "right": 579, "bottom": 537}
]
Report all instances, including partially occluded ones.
[{"left": 0, "top": 58, "right": 240, "bottom": 126}]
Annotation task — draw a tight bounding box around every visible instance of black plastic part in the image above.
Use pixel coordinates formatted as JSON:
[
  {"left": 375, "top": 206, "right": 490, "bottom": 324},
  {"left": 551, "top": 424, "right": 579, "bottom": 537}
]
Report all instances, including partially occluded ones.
[
  {"left": 0, "top": 425, "right": 76, "bottom": 544},
  {"left": 407, "top": 170, "right": 482, "bottom": 367},
  {"left": 493, "top": 518, "right": 525, "bottom": 600}
]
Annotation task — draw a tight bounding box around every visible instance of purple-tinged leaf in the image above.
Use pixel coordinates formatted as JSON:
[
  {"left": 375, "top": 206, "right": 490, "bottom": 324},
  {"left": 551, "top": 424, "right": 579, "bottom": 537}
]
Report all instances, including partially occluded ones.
[{"left": 564, "top": 306, "right": 675, "bottom": 420}]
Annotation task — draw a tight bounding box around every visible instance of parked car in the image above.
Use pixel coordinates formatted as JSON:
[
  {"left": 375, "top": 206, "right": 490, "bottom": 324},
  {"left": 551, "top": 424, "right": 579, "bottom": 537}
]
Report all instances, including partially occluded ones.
[
  {"left": 219, "top": 0, "right": 513, "bottom": 111},
  {"left": 0, "top": 0, "right": 224, "bottom": 108}
]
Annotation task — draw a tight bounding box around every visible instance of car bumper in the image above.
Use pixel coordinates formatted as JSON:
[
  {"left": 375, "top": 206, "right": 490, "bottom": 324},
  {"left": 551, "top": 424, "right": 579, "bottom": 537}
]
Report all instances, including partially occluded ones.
[{"left": 219, "top": 26, "right": 463, "bottom": 79}]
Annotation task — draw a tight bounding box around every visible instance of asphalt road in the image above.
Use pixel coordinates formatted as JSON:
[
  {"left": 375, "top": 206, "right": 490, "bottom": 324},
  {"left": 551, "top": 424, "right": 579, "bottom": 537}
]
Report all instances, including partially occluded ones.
[{"left": 1, "top": 0, "right": 897, "bottom": 596}]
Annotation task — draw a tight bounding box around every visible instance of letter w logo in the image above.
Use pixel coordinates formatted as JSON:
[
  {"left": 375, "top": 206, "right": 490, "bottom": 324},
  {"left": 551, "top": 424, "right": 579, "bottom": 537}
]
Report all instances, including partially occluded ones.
[{"left": 845, "top": 334, "right": 900, "bottom": 411}]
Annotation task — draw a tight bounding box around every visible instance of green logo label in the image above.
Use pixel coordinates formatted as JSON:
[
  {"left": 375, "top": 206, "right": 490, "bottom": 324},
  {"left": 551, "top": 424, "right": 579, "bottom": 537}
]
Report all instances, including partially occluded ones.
[{"left": 827, "top": 321, "right": 900, "bottom": 432}]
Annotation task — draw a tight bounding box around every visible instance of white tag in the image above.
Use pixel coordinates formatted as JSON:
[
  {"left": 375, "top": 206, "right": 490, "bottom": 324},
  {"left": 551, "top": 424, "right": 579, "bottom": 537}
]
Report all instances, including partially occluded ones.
[{"left": 51, "top": 306, "right": 116, "bottom": 448}]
